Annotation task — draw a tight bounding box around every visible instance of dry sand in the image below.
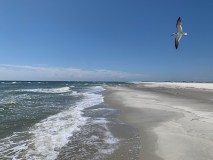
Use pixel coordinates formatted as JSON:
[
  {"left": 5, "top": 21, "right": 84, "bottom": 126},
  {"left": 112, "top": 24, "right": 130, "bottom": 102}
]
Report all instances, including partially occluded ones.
[{"left": 104, "top": 84, "right": 213, "bottom": 160}]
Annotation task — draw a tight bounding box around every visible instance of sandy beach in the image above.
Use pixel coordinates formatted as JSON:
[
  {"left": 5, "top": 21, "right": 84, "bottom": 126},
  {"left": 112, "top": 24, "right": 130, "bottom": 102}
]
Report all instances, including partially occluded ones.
[{"left": 104, "top": 83, "right": 213, "bottom": 160}]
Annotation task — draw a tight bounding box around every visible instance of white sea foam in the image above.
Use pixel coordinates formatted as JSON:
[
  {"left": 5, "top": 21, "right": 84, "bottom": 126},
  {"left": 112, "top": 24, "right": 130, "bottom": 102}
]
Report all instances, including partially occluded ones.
[
  {"left": 103, "top": 130, "right": 119, "bottom": 145},
  {"left": 93, "top": 118, "right": 109, "bottom": 124},
  {"left": 0, "top": 86, "right": 105, "bottom": 160},
  {"left": 17, "top": 86, "right": 71, "bottom": 94},
  {"left": 0, "top": 132, "right": 29, "bottom": 159},
  {"left": 93, "top": 118, "right": 119, "bottom": 155},
  {"left": 90, "top": 86, "right": 106, "bottom": 93},
  {"left": 25, "top": 110, "right": 87, "bottom": 159},
  {"left": 70, "top": 91, "right": 81, "bottom": 97},
  {"left": 0, "top": 94, "right": 32, "bottom": 106},
  {"left": 92, "top": 108, "right": 115, "bottom": 111}
]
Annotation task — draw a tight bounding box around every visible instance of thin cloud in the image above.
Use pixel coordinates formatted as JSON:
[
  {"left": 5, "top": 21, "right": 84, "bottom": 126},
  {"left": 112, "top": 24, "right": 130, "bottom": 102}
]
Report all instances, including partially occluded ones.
[{"left": 0, "top": 64, "right": 145, "bottom": 81}]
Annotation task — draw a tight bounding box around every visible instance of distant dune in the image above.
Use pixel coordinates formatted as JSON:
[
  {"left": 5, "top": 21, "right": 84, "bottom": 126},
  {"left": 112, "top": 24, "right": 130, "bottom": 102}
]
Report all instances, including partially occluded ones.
[{"left": 133, "top": 82, "right": 213, "bottom": 90}]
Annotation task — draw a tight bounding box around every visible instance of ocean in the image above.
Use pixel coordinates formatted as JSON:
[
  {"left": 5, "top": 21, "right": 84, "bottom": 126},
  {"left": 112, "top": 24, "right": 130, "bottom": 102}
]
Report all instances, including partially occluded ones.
[{"left": 0, "top": 81, "right": 123, "bottom": 160}]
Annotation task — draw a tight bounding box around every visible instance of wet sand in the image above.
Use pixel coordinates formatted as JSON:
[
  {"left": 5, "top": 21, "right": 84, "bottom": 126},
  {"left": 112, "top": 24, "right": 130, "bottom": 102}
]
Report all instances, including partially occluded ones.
[{"left": 104, "top": 84, "right": 213, "bottom": 160}]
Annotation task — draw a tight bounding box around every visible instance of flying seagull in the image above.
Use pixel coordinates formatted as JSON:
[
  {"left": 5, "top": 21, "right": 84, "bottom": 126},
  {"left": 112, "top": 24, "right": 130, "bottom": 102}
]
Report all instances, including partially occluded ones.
[{"left": 172, "top": 17, "right": 187, "bottom": 49}]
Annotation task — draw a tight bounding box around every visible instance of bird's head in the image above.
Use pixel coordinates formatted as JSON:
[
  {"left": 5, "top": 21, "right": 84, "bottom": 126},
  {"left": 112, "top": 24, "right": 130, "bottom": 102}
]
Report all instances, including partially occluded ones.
[{"left": 183, "top": 32, "right": 188, "bottom": 36}]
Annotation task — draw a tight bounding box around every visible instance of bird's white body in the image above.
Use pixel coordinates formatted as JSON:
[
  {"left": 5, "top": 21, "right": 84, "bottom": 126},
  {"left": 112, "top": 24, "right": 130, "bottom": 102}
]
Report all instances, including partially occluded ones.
[{"left": 172, "top": 17, "right": 187, "bottom": 49}]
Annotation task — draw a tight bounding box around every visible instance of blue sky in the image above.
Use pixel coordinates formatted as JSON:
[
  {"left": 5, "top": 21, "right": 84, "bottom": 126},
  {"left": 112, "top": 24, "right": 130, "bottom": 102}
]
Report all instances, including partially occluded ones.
[{"left": 0, "top": 0, "right": 213, "bottom": 81}]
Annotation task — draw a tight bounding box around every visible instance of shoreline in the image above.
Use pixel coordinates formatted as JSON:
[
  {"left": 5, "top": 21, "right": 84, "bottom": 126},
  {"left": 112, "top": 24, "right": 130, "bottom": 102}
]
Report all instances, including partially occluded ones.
[{"left": 104, "top": 84, "right": 213, "bottom": 160}]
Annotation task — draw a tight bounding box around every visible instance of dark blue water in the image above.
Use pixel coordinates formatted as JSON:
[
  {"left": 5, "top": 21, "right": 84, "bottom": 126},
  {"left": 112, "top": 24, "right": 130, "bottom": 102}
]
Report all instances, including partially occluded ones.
[{"left": 0, "top": 81, "right": 122, "bottom": 160}]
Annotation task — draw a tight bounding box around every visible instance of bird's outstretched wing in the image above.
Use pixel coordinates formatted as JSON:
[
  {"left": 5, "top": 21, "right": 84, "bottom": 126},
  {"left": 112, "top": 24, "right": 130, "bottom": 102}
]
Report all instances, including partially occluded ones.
[
  {"left": 176, "top": 17, "right": 182, "bottom": 32},
  {"left": 175, "top": 34, "right": 182, "bottom": 49}
]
